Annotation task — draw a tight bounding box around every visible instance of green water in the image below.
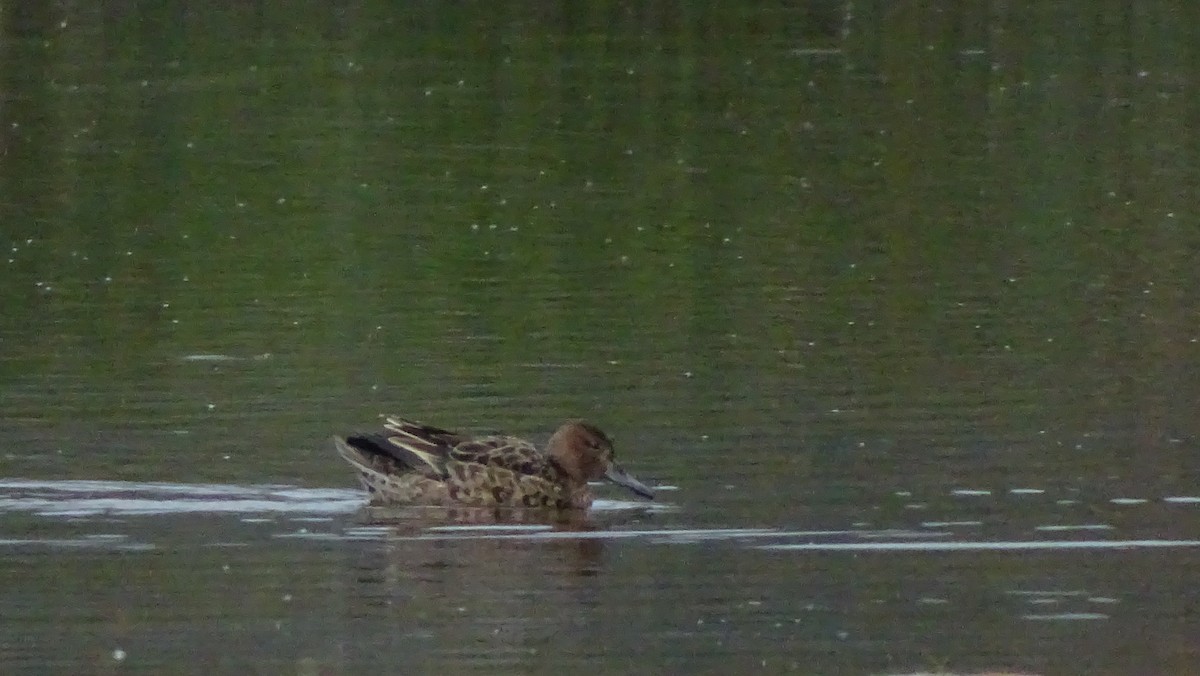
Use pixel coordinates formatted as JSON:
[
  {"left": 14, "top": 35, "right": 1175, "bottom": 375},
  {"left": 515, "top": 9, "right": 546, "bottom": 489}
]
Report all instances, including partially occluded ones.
[{"left": 2, "top": 2, "right": 1199, "bottom": 674}]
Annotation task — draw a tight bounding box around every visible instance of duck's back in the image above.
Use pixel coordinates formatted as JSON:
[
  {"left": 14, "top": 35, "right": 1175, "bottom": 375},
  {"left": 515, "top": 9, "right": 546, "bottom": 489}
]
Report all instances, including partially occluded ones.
[{"left": 443, "top": 440, "right": 576, "bottom": 508}]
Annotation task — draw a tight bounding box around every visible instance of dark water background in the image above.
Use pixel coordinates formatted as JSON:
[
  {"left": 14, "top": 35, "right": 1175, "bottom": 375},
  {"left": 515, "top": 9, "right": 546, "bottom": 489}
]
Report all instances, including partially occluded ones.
[{"left": 2, "top": 2, "right": 1199, "bottom": 674}]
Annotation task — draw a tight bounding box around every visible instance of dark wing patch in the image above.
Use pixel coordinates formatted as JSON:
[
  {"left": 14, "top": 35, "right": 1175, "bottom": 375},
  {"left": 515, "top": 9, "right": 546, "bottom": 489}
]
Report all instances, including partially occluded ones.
[
  {"left": 341, "top": 416, "right": 469, "bottom": 480},
  {"left": 342, "top": 433, "right": 448, "bottom": 480},
  {"left": 382, "top": 417, "right": 464, "bottom": 448}
]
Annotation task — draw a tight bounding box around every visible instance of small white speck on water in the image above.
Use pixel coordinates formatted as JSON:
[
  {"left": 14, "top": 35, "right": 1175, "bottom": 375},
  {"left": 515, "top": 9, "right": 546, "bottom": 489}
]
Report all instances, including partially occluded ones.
[
  {"left": 112, "top": 649, "right": 126, "bottom": 662},
  {"left": 683, "top": 371, "right": 693, "bottom": 377},
  {"left": 207, "top": 403, "right": 215, "bottom": 410}
]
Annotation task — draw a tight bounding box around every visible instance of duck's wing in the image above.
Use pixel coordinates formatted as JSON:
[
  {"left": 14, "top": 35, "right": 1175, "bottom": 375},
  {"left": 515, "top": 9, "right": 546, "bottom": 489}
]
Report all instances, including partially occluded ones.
[
  {"left": 336, "top": 417, "right": 465, "bottom": 480},
  {"left": 449, "top": 435, "right": 559, "bottom": 482}
]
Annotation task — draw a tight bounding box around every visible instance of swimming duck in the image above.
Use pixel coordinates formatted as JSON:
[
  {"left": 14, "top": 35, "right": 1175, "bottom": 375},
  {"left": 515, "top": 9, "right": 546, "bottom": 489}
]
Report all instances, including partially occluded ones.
[{"left": 333, "top": 417, "right": 655, "bottom": 510}]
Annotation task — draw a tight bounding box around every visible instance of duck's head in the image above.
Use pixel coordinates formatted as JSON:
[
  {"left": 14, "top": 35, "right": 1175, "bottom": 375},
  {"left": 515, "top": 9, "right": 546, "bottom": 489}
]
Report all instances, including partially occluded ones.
[{"left": 548, "top": 421, "right": 654, "bottom": 500}]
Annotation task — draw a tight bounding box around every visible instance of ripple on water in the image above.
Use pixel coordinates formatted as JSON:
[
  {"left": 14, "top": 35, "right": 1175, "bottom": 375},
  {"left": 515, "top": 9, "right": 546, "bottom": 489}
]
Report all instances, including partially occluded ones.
[
  {"left": 758, "top": 539, "right": 1200, "bottom": 552},
  {"left": 0, "top": 479, "right": 363, "bottom": 517}
]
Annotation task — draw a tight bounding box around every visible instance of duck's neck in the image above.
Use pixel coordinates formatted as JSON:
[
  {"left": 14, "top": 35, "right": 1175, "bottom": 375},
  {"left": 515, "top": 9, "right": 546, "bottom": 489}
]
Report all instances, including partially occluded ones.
[{"left": 550, "top": 458, "right": 593, "bottom": 509}]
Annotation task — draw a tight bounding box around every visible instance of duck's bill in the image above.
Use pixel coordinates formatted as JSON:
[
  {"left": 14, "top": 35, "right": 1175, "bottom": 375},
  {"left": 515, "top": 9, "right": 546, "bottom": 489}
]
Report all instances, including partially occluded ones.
[{"left": 604, "top": 463, "right": 655, "bottom": 500}]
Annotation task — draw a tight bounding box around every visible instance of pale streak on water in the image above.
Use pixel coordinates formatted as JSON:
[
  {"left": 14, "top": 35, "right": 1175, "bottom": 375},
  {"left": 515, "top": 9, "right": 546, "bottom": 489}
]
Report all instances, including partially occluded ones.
[{"left": 4, "top": 479, "right": 1198, "bottom": 556}]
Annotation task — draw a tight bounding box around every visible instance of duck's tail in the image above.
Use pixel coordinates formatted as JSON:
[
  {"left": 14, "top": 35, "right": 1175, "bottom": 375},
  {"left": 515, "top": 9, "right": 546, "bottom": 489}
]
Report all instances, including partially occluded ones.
[
  {"left": 332, "top": 436, "right": 396, "bottom": 499},
  {"left": 332, "top": 435, "right": 372, "bottom": 473},
  {"left": 331, "top": 435, "right": 403, "bottom": 492},
  {"left": 331, "top": 435, "right": 446, "bottom": 503}
]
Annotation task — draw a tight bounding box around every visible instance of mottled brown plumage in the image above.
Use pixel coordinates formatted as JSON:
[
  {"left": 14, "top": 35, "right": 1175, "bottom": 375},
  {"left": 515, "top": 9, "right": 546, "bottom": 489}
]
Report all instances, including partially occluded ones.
[{"left": 333, "top": 416, "right": 654, "bottom": 510}]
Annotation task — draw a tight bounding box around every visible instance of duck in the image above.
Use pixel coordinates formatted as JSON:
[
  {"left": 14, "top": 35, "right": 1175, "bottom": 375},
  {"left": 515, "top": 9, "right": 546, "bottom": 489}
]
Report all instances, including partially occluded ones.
[{"left": 333, "top": 416, "right": 655, "bottom": 510}]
